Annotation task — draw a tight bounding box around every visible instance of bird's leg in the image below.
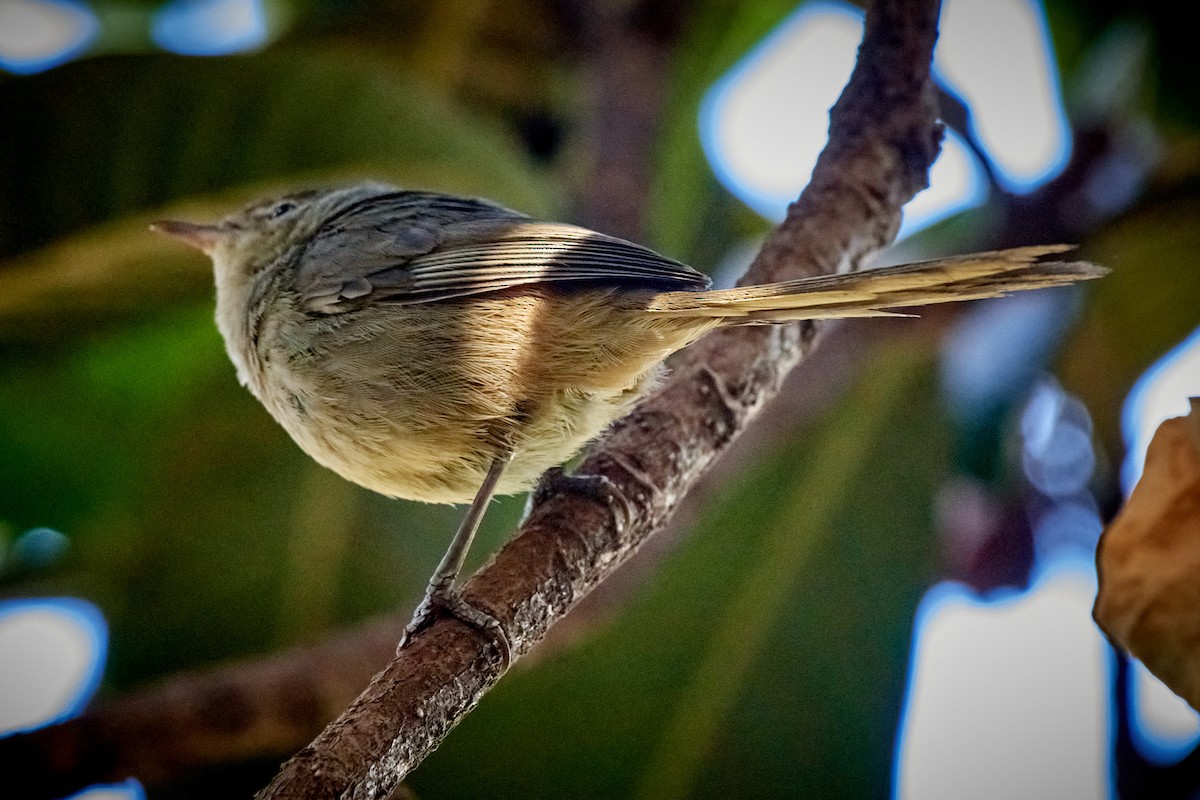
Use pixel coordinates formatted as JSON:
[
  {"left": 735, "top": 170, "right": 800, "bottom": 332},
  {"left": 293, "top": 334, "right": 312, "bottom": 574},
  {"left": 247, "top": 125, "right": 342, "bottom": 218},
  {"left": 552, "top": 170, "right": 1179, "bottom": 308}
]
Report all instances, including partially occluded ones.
[{"left": 399, "top": 454, "right": 512, "bottom": 665}]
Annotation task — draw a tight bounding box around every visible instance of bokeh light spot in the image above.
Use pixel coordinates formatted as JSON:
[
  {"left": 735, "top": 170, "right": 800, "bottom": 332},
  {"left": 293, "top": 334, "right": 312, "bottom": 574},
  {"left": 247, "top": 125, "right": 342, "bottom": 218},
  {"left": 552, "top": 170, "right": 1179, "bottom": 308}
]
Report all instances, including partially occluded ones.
[
  {"left": 936, "top": 0, "right": 1071, "bottom": 190},
  {"left": 12, "top": 526, "right": 71, "bottom": 569},
  {"left": 700, "top": 0, "right": 1068, "bottom": 236},
  {"left": 0, "top": 0, "right": 99, "bottom": 74},
  {"left": 68, "top": 779, "right": 147, "bottom": 800},
  {"left": 152, "top": 0, "right": 269, "bottom": 56},
  {"left": 895, "top": 558, "right": 1112, "bottom": 799},
  {"left": 1020, "top": 381, "right": 1096, "bottom": 498},
  {"left": 898, "top": 130, "right": 986, "bottom": 238},
  {"left": 0, "top": 598, "right": 108, "bottom": 735},
  {"left": 940, "top": 289, "right": 1079, "bottom": 426},
  {"left": 1121, "top": 325, "right": 1200, "bottom": 493},
  {"left": 699, "top": 2, "right": 863, "bottom": 221},
  {"left": 1130, "top": 658, "right": 1200, "bottom": 764}
]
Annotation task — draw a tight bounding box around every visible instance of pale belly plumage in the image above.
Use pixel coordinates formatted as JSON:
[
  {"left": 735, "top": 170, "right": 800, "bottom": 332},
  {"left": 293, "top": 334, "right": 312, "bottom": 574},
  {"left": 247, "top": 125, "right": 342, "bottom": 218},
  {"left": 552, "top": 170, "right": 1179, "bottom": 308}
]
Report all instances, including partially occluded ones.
[{"left": 246, "top": 287, "right": 711, "bottom": 504}]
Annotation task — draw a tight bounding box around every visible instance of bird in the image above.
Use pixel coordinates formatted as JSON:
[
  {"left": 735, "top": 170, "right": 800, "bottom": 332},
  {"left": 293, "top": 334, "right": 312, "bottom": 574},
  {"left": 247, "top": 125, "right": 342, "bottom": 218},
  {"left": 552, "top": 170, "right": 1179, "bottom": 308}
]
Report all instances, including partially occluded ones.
[{"left": 153, "top": 182, "right": 1106, "bottom": 660}]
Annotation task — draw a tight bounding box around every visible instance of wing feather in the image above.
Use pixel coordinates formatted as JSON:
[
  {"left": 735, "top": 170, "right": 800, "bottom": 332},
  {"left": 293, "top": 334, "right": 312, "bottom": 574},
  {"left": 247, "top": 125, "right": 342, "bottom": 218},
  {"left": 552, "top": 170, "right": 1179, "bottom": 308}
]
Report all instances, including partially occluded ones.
[{"left": 293, "top": 190, "right": 709, "bottom": 313}]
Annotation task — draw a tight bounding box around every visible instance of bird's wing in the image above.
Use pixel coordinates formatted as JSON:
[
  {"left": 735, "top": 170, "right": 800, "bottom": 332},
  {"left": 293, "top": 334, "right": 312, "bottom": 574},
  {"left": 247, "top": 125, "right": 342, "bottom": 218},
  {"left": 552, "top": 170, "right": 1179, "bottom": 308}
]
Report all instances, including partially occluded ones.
[{"left": 292, "top": 191, "right": 710, "bottom": 313}]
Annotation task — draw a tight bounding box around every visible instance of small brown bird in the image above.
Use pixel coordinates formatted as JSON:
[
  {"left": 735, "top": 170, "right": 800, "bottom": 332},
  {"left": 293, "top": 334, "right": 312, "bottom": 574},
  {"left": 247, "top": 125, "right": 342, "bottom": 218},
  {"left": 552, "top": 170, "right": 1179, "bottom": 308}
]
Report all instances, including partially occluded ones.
[{"left": 154, "top": 182, "right": 1105, "bottom": 657}]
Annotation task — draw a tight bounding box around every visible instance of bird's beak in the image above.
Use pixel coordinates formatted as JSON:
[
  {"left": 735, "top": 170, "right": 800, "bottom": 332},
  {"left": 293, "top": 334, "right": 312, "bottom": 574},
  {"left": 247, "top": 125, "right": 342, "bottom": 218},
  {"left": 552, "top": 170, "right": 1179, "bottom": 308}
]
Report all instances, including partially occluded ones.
[{"left": 150, "top": 220, "right": 225, "bottom": 255}]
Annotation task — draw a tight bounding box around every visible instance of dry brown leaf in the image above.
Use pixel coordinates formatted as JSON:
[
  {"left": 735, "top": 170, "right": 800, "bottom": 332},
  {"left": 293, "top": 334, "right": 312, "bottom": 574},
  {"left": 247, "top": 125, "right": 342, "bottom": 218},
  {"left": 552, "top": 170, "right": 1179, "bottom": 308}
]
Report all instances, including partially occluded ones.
[{"left": 1094, "top": 398, "right": 1200, "bottom": 709}]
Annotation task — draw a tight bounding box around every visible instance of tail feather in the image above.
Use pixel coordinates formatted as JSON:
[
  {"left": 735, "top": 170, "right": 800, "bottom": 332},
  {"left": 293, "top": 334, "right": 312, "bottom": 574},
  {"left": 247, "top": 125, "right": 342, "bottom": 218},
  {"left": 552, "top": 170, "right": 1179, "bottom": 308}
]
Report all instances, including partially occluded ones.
[{"left": 646, "top": 245, "right": 1107, "bottom": 322}]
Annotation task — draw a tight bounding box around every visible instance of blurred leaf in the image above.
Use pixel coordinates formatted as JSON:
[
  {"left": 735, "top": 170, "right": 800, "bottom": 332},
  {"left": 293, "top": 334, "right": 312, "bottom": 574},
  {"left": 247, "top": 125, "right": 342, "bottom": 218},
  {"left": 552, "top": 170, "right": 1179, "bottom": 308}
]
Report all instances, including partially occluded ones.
[
  {"left": 1094, "top": 404, "right": 1200, "bottom": 711},
  {"left": 0, "top": 49, "right": 558, "bottom": 341},
  {"left": 0, "top": 208, "right": 216, "bottom": 343},
  {"left": 1059, "top": 189, "right": 1200, "bottom": 455},
  {"left": 0, "top": 51, "right": 554, "bottom": 257},
  {"left": 412, "top": 341, "right": 941, "bottom": 799}
]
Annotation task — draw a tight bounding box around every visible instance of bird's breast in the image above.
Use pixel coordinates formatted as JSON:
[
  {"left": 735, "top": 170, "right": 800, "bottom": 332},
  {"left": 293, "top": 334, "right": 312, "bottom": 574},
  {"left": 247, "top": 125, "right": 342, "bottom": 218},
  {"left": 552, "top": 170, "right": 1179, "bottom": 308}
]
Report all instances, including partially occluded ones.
[{"left": 246, "top": 288, "right": 706, "bottom": 504}]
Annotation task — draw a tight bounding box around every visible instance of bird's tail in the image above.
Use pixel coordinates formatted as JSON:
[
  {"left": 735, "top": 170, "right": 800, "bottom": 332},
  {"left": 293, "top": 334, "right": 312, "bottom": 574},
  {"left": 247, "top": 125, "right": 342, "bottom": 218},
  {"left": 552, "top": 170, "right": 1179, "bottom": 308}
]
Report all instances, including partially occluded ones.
[{"left": 646, "top": 245, "right": 1107, "bottom": 322}]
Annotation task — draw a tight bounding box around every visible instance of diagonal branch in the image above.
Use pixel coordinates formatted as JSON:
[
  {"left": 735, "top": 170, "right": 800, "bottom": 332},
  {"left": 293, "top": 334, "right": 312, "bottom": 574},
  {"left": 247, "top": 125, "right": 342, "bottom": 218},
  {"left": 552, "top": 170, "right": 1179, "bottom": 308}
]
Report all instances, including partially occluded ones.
[{"left": 258, "top": 0, "right": 944, "bottom": 796}]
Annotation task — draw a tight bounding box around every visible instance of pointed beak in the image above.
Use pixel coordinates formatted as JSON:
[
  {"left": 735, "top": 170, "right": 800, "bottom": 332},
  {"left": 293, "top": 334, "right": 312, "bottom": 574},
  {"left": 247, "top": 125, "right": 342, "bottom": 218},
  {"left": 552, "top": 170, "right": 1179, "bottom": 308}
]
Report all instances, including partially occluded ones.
[{"left": 150, "top": 220, "right": 225, "bottom": 255}]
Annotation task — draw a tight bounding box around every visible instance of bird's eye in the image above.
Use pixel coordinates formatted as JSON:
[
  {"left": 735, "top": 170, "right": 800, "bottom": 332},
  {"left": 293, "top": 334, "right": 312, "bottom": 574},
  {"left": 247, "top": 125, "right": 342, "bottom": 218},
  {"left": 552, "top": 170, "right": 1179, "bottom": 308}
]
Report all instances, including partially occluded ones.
[{"left": 271, "top": 202, "right": 297, "bottom": 219}]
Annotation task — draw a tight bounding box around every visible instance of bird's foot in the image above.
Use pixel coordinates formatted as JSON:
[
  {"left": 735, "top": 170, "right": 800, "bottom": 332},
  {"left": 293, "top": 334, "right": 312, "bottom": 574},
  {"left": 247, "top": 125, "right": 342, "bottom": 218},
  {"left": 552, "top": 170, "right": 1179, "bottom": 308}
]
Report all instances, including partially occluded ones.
[
  {"left": 398, "top": 583, "right": 511, "bottom": 668},
  {"left": 533, "top": 466, "right": 637, "bottom": 529}
]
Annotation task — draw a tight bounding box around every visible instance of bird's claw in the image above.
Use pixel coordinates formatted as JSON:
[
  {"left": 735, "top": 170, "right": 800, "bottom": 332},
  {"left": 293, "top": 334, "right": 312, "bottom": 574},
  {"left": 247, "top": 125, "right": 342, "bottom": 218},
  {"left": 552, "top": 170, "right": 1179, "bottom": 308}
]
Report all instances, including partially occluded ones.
[
  {"left": 398, "top": 584, "right": 511, "bottom": 669},
  {"left": 533, "top": 466, "right": 636, "bottom": 529}
]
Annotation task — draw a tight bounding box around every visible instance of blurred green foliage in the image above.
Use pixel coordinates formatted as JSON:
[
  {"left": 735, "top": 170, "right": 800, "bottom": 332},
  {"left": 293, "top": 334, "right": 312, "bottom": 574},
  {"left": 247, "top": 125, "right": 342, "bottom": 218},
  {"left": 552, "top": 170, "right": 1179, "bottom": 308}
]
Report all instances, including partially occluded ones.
[
  {"left": 0, "top": 48, "right": 557, "bottom": 342},
  {"left": 0, "top": 51, "right": 555, "bottom": 257}
]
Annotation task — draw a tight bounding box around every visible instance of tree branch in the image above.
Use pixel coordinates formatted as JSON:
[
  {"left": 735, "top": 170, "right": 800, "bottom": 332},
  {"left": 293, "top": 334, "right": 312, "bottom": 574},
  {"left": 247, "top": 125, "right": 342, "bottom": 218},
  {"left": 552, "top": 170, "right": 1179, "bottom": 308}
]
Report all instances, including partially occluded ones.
[{"left": 258, "top": 0, "right": 944, "bottom": 796}]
